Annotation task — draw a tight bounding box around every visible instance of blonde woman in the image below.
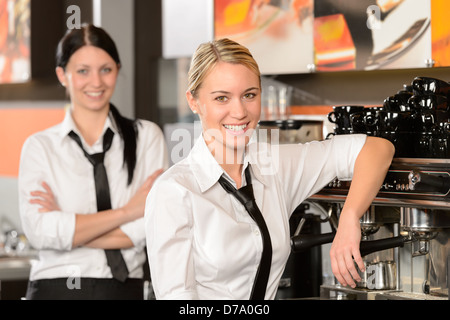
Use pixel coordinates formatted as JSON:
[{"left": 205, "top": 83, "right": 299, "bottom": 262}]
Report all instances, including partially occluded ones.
[{"left": 145, "top": 38, "right": 394, "bottom": 300}]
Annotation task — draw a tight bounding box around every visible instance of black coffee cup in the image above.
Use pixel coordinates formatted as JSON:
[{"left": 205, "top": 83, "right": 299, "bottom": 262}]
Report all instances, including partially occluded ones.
[
  {"left": 328, "top": 105, "right": 365, "bottom": 133},
  {"left": 377, "top": 111, "right": 414, "bottom": 132},
  {"left": 439, "top": 122, "right": 450, "bottom": 135},
  {"left": 419, "top": 112, "right": 437, "bottom": 131},
  {"left": 397, "top": 84, "right": 413, "bottom": 94},
  {"left": 416, "top": 109, "right": 450, "bottom": 132},
  {"left": 384, "top": 92, "right": 414, "bottom": 112},
  {"left": 416, "top": 133, "right": 450, "bottom": 158},
  {"left": 414, "top": 132, "right": 434, "bottom": 157},
  {"left": 432, "top": 137, "right": 448, "bottom": 158},
  {"left": 350, "top": 110, "right": 380, "bottom": 133},
  {"left": 412, "top": 76, "right": 450, "bottom": 98},
  {"left": 408, "top": 94, "right": 448, "bottom": 112}
]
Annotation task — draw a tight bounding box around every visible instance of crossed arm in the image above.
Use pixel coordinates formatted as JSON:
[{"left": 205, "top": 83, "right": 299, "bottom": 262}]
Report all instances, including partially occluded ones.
[{"left": 29, "top": 169, "right": 164, "bottom": 249}]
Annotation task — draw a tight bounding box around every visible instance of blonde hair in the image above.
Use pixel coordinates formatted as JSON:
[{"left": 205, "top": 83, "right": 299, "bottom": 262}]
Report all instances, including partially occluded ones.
[{"left": 187, "top": 38, "right": 261, "bottom": 98}]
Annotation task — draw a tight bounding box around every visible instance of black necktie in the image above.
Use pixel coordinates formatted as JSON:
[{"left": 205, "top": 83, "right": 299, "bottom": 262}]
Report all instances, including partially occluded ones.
[
  {"left": 69, "top": 128, "right": 129, "bottom": 282},
  {"left": 218, "top": 166, "right": 272, "bottom": 300}
]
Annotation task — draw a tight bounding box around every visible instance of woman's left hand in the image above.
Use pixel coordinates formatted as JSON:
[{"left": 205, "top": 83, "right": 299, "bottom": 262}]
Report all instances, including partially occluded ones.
[{"left": 29, "top": 181, "right": 61, "bottom": 212}]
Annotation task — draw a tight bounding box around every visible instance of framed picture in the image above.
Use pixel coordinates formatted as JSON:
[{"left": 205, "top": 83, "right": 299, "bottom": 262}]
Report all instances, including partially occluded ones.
[{"left": 0, "top": 0, "right": 31, "bottom": 84}]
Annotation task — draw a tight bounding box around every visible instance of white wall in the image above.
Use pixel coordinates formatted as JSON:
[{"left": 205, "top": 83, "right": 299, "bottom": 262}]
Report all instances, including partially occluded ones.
[
  {"left": 162, "top": 0, "right": 213, "bottom": 59},
  {"left": 94, "top": 0, "right": 135, "bottom": 118}
]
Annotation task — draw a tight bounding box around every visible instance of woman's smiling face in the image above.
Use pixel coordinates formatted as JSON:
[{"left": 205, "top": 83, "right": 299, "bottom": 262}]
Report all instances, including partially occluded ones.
[
  {"left": 56, "top": 45, "right": 119, "bottom": 114},
  {"left": 188, "top": 61, "right": 261, "bottom": 157}
]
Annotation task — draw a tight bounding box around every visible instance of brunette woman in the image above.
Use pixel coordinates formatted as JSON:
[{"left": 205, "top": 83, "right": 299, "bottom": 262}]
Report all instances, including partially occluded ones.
[{"left": 18, "top": 24, "right": 168, "bottom": 300}]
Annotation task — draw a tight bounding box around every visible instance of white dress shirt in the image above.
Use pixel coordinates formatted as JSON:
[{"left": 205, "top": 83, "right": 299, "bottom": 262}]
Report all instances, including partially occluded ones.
[
  {"left": 18, "top": 109, "right": 168, "bottom": 281},
  {"left": 145, "top": 133, "right": 367, "bottom": 300}
]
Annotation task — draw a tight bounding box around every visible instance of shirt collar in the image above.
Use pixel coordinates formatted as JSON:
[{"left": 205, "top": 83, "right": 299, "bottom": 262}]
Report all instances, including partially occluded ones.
[
  {"left": 58, "top": 107, "right": 119, "bottom": 144},
  {"left": 188, "top": 135, "right": 269, "bottom": 193}
]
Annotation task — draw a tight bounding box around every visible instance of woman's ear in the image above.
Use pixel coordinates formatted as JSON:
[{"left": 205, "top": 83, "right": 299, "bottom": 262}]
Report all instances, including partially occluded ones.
[
  {"left": 55, "top": 67, "right": 67, "bottom": 87},
  {"left": 186, "top": 90, "right": 198, "bottom": 114}
]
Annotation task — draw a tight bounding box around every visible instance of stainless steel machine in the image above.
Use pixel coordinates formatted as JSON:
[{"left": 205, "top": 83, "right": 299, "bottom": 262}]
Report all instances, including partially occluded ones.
[
  {"left": 291, "top": 76, "right": 450, "bottom": 300},
  {"left": 300, "top": 158, "right": 450, "bottom": 300}
]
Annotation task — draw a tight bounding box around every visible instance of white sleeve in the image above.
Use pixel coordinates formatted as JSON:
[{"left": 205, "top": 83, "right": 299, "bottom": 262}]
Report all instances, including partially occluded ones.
[
  {"left": 18, "top": 136, "right": 76, "bottom": 251},
  {"left": 144, "top": 176, "right": 199, "bottom": 300},
  {"left": 276, "top": 134, "right": 367, "bottom": 214}
]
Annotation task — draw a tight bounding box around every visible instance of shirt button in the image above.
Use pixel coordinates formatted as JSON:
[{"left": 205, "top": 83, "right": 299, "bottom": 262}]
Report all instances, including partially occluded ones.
[{"left": 254, "top": 229, "right": 260, "bottom": 236}]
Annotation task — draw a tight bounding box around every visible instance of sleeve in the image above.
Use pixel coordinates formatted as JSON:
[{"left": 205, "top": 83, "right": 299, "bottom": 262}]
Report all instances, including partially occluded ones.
[
  {"left": 18, "top": 136, "right": 76, "bottom": 251},
  {"left": 144, "top": 176, "right": 198, "bottom": 300},
  {"left": 276, "top": 134, "right": 367, "bottom": 215},
  {"left": 120, "top": 121, "right": 169, "bottom": 249}
]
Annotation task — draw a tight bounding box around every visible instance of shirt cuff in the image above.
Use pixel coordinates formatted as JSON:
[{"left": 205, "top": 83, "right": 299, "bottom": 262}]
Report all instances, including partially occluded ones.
[{"left": 121, "top": 217, "right": 146, "bottom": 250}]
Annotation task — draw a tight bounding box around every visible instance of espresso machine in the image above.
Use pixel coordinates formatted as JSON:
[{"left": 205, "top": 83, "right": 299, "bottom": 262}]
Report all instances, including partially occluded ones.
[{"left": 291, "top": 76, "right": 450, "bottom": 300}]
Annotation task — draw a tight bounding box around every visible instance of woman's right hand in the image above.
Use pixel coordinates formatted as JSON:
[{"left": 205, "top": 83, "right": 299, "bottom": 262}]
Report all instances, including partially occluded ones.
[
  {"left": 29, "top": 181, "right": 61, "bottom": 213},
  {"left": 121, "top": 168, "right": 164, "bottom": 220}
]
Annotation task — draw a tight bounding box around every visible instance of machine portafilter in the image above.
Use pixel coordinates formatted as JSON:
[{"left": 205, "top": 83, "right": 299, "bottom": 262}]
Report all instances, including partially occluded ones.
[
  {"left": 291, "top": 206, "right": 450, "bottom": 258},
  {"left": 291, "top": 207, "right": 407, "bottom": 291},
  {"left": 290, "top": 232, "right": 408, "bottom": 257},
  {"left": 400, "top": 207, "right": 450, "bottom": 256},
  {"left": 290, "top": 207, "right": 408, "bottom": 256}
]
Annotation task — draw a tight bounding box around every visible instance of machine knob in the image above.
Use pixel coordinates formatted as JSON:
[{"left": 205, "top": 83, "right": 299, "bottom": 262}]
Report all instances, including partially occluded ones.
[
  {"left": 408, "top": 170, "right": 450, "bottom": 193},
  {"left": 408, "top": 171, "right": 421, "bottom": 190}
]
